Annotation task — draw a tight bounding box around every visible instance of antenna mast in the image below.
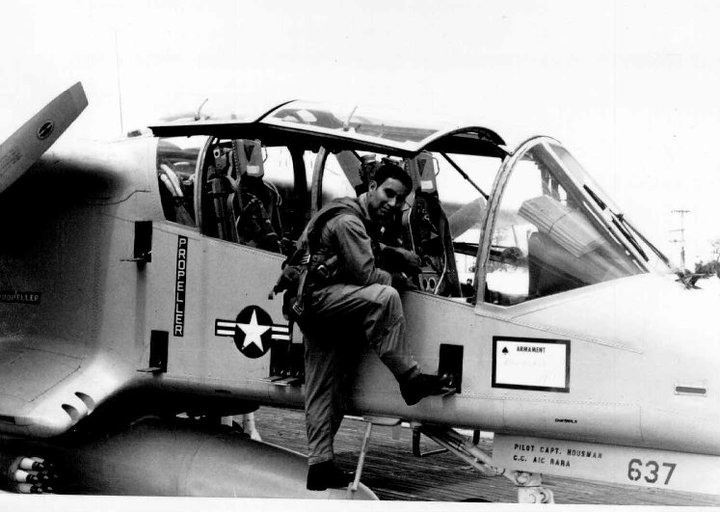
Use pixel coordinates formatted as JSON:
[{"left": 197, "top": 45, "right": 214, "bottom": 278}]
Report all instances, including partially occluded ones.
[{"left": 114, "top": 30, "right": 125, "bottom": 136}]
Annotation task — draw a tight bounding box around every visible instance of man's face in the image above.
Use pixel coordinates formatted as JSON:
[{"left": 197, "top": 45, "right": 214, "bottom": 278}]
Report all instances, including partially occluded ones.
[{"left": 367, "top": 177, "right": 409, "bottom": 219}]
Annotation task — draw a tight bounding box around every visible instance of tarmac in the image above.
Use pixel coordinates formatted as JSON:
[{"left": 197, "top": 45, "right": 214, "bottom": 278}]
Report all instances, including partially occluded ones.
[{"left": 254, "top": 406, "right": 720, "bottom": 505}]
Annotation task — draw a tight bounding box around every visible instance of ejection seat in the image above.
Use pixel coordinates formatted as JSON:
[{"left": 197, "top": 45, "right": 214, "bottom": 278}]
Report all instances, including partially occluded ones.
[
  {"left": 233, "top": 139, "right": 284, "bottom": 254},
  {"left": 403, "top": 152, "right": 462, "bottom": 297},
  {"left": 157, "top": 161, "right": 194, "bottom": 226},
  {"left": 204, "top": 143, "right": 241, "bottom": 243}
]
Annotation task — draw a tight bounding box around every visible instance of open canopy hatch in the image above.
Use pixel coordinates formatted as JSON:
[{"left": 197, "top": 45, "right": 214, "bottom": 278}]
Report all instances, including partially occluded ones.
[{"left": 149, "top": 100, "right": 508, "bottom": 159}]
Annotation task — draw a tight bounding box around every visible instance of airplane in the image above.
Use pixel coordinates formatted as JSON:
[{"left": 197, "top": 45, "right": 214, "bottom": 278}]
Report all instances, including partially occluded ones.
[{"left": 1, "top": 82, "right": 719, "bottom": 503}]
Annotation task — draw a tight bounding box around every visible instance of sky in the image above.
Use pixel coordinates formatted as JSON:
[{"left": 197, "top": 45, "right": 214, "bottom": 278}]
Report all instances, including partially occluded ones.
[{"left": 2, "top": 0, "right": 720, "bottom": 267}]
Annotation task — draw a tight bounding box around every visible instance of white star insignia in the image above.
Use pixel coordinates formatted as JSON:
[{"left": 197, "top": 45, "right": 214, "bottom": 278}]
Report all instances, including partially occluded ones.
[{"left": 237, "top": 309, "right": 270, "bottom": 351}]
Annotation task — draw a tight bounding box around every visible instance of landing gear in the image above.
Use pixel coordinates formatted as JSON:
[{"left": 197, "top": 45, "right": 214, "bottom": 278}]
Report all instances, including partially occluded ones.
[
  {"left": 413, "top": 425, "right": 555, "bottom": 504},
  {"left": 348, "top": 416, "right": 402, "bottom": 496},
  {"left": 414, "top": 424, "right": 501, "bottom": 477},
  {"left": 505, "top": 470, "right": 555, "bottom": 504},
  {"left": 347, "top": 418, "right": 556, "bottom": 503},
  {"left": 220, "top": 413, "right": 262, "bottom": 441}
]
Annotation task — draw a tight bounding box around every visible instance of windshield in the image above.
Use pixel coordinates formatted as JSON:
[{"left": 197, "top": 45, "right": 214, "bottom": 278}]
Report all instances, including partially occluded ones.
[
  {"left": 549, "top": 143, "right": 673, "bottom": 274},
  {"left": 485, "top": 140, "right": 650, "bottom": 305}
]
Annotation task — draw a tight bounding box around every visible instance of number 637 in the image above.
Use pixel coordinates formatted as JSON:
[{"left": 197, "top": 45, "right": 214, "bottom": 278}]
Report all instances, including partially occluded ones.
[{"left": 627, "top": 458, "right": 676, "bottom": 485}]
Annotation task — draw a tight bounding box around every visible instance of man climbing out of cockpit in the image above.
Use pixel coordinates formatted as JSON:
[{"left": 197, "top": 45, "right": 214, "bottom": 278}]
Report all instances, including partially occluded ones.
[{"left": 292, "top": 161, "right": 453, "bottom": 491}]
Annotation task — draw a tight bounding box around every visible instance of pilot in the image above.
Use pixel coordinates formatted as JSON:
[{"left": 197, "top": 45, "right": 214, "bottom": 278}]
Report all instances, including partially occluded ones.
[{"left": 298, "top": 161, "right": 451, "bottom": 491}]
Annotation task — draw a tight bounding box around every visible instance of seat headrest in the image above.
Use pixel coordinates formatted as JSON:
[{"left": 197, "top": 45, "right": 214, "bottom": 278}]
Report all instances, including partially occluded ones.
[
  {"left": 405, "top": 152, "right": 437, "bottom": 193},
  {"left": 235, "top": 139, "right": 264, "bottom": 178}
]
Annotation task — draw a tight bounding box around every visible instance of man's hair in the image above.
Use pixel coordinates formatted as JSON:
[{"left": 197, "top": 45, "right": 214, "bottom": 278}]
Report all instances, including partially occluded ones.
[{"left": 371, "top": 161, "right": 413, "bottom": 192}]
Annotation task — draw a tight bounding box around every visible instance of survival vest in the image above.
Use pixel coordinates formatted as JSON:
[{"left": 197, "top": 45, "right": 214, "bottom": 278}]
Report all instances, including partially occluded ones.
[{"left": 270, "top": 198, "right": 375, "bottom": 321}]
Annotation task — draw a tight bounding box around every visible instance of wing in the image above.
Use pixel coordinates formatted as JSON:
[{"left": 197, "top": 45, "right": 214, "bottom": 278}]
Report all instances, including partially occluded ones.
[{"left": 0, "top": 336, "right": 134, "bottom": 437}]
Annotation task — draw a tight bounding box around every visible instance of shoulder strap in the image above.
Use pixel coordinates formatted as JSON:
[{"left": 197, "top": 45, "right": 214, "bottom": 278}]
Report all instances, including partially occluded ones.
[{"left": 305, "top": 198, "right": 368, "bottom": 252}]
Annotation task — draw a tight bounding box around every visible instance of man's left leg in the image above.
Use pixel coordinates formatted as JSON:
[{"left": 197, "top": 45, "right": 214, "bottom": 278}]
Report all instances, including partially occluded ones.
[
  {"left": 303, "top": 322, "right": 355, "bottom": 491},
  {"left": 362, "top": 284, "right": 454, "bottom": 405},
  {"left": 311, "top": 283, "right": 449, "bottom": 405}
]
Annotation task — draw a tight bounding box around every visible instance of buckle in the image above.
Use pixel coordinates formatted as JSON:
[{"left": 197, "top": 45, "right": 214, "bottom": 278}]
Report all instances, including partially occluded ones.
[
  {"left": 316, "top": 265, "right": 330, "bottom": 279},
  {"left": 292, "top": 301, "right": 304, "bottom": 318}
]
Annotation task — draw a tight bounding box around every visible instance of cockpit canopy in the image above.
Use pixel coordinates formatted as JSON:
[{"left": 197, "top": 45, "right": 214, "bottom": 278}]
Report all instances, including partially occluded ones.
[
  {"left": 151, "top": 100, "right": 508, "bottom": 159},
  {"left": 150, "top": 100, "right": 670, "bottom": 307}
]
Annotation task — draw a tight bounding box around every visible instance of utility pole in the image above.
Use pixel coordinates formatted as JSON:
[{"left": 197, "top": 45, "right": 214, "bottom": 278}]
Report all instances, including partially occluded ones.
[
  {"left": 670, "top": 209, "right": 690, "bottom": 270},
  {"left": 114, "top": 30, "right": 124, "bottom": 136}
]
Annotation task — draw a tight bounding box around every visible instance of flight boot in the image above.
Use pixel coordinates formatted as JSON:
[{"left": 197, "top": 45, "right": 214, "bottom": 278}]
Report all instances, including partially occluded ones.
[
  {"left": 306, "top": 460, "right": 354, "bottom": 491},
  {"left": 399, "top": 372, "right": 454, "bottom": 406}
]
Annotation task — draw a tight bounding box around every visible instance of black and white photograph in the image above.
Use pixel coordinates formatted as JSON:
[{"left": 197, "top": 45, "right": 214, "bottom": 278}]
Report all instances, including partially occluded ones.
[{"left": 1, "top": 1, "right": 720, "bottom": 509}]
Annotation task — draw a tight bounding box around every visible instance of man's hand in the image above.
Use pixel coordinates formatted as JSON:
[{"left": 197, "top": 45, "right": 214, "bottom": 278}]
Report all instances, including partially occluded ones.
[
  {"left": 393, "top": 247, "right": 421, "bottom": 267},
  {"left": 391, "top": 272, "right": 418, "bottom": 291},
  {"left": 381, "top": 246, "right": 422, "bottom": 274}
]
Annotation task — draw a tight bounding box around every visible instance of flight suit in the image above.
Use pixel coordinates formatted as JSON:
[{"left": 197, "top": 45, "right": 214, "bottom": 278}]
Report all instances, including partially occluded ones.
[{"left": 299, "top": 194, "right": 419, "bottom": 465}]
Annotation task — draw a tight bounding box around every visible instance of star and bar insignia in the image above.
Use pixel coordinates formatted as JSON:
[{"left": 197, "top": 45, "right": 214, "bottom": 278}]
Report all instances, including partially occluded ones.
[{"left": 215, "top": 305, "right": 290, "bottom": 359}]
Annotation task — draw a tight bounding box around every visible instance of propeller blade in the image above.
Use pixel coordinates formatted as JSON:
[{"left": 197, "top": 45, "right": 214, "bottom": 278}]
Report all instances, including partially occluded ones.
[{"left": 0, "top": 82, "right": 87, "bottom": 195}]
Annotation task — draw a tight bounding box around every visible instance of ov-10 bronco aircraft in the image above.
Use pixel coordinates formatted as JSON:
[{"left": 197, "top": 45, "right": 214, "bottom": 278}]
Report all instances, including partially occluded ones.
[{"left": 0, "top": 82, "right": 719, "bottom": 503}]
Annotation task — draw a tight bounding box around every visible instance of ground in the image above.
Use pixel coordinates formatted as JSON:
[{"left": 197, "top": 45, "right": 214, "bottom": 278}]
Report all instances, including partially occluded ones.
[{"left": 254, "top": 406, "right": 720, "bottom": 505}]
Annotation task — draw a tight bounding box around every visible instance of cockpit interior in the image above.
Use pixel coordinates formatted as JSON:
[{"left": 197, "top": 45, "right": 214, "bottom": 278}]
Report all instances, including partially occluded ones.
[{"left": 152, "top": 101, "right": 666, "bottom": 307}]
